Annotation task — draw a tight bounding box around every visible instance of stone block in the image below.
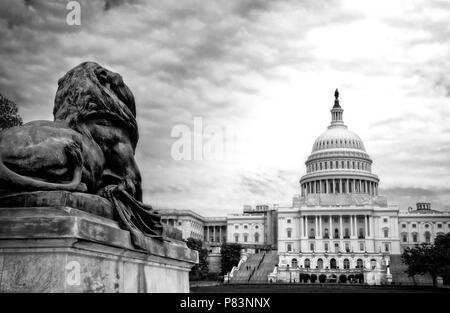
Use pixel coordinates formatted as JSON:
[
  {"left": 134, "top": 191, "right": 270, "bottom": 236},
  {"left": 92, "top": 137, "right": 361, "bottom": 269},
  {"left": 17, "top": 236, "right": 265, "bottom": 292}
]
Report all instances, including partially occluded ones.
[{"left": 0, "top": 203, "right": 198, "bottom": 293}]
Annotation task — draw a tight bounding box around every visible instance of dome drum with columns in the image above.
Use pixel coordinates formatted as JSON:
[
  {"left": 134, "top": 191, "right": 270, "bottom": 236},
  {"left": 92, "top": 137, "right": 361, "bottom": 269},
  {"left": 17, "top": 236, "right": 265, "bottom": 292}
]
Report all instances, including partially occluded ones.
[{"left": 299, "top": 89, "right": 379, "bottom": 198}]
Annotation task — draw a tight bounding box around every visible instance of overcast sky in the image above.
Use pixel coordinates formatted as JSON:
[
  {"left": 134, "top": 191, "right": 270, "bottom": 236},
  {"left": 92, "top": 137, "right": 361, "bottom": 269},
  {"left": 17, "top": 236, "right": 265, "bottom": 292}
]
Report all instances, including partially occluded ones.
[{"left": 1, "top": 0, "right": 449, "bottom": 215}]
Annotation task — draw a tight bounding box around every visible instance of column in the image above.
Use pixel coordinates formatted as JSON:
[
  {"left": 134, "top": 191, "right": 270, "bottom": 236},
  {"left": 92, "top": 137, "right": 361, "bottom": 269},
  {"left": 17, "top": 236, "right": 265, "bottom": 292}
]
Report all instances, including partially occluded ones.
[
  {"left": 317, "top": 216, "right": 321, "bottom": 238},
  {"left": 368, "top": 215, "right": 372, "bottom": 237},
  {"left": 315, "top": 216, "right": 318, "bottom": 238},
  {"left": 303, "top": 216, "right": 306, "bottom": 237},
  {"left": 299, "top": 215, "right": 302, "bottom": 239},
  {"left": 339, "top": 215, "right": 343, "bottom": 239},
  {"left": 364, "top": 215, "right": 368, "bottom": 238},
  {"left": 207, "top": 226, "right": 210, "bottom": 242},
  {"left": 329, "top": 215, "right": 332, "bottom": 238},
  {"left": 213, "top": 225, "right": 216, "bottom": 242},
  {"left": 219, "top": 226, "right": 222, "bottom": 243},
  {"left": 350, "top": 216, "right": 354, "bottom": 237}
]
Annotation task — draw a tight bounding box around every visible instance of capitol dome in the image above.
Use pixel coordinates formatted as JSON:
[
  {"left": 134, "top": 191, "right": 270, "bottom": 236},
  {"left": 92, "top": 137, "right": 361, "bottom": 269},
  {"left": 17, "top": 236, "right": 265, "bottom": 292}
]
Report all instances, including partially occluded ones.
[{"left": 299, "top": 89, "right": 379, "bottom": 198}]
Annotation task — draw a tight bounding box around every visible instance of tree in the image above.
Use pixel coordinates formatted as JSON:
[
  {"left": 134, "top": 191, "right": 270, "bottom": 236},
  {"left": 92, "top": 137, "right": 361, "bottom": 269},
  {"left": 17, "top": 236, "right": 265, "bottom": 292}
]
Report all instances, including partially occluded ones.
[
  {"left": 319, "top": 274, "right": 327, "bottom": 283},
  {"left": 402, "top": 233, "right": 450, "bottom": 287},
  {"left": 0, "top": 93, "right": 22, "bottom": 131},
  {"left": 186, "top": 237, "right": 209, "bottom": 281},
  {"left": 220, "top": 243, "right": 242, "bottom": 275},
  {"left": 339, "top": 274, "right": 347, "bottom": 283}
]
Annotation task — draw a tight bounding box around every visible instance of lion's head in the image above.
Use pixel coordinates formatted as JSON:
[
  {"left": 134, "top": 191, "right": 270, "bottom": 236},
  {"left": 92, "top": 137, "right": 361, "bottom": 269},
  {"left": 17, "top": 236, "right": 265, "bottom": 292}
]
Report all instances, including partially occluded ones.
[{"left": 53, "top": 61, "right": 138, "bottom": 150}]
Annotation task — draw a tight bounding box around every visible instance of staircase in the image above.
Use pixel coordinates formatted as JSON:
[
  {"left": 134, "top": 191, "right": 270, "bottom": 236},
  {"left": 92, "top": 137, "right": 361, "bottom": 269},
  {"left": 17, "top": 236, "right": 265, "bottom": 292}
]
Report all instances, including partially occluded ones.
[
  {"left": 249, "top": 253, "right": 279, "bottom": 283},
  {"left": 230, "top": 254, "right": 264, "bottom": 283},
  {"left": 389, "top": 255, "right": 433, "bottom": 286}
]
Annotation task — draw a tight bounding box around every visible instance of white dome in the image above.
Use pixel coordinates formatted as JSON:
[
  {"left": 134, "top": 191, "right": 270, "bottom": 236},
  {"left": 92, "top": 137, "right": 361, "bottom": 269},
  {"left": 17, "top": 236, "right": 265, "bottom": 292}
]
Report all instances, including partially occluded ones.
[{"left": 312, "top": 125, "right": 366, "bottom": 153}]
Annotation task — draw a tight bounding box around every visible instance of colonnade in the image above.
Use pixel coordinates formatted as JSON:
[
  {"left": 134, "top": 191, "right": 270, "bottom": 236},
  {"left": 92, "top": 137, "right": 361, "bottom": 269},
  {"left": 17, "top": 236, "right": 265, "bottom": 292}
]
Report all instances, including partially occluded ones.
[
  {"left": 300, "top": 214, "right": 373, "bottom": 239},
  {"left": 301, "top": 178, "right": 378, "bottom": 196},
  {"left": 205, "top": 225, "right": 226, "bottom": 243}
]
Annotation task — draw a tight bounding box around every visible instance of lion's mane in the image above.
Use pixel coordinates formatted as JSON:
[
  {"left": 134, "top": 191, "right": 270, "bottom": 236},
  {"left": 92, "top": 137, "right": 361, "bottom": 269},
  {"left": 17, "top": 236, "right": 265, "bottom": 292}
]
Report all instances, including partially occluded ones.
[{"left": 53, "top": 61, "right": 139, "bottom": 150}]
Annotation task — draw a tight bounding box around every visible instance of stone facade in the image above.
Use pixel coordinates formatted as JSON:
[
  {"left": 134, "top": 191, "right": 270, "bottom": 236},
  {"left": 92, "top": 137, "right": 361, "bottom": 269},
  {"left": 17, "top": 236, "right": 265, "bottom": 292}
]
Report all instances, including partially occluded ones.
[{"left": 0, "top": 192, "right": 198, "bottom": 293}]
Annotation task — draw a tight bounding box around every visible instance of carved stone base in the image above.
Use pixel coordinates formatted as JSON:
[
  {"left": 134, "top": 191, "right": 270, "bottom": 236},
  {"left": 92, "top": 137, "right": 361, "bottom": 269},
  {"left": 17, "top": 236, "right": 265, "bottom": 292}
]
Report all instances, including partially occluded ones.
[{"left": 0, "top": 202, "right": 198, "bottom": 293}]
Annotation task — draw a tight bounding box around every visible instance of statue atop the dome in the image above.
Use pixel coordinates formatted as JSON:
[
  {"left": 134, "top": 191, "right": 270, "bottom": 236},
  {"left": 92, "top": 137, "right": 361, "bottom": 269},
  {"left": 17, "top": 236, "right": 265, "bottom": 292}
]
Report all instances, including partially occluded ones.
[
  {"left": 333, "top": 88, "right": 341, "bottom": 108},
  {"left": 0, "top": 61, "right": 165, "bottom": 249}
]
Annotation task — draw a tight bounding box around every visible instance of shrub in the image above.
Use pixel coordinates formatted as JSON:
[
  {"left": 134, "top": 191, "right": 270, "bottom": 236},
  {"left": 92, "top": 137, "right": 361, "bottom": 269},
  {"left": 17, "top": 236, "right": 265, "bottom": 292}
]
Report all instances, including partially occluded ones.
[
  {"left": 339, "top": 274, "right": 347, "bottom": 283},
  {"left": 310, "top": 274, "right": 317, "bottom": 283},
  {"left": 348, "top": 275, "right": 355, "bottom": 283},
  {"left": 319, "top": 274, "right": 327, "bottom": 283},
  {"left": 220, "top": 243, "right": 242, "bottom": 275},
  {"left": 186, "top": 238, "right": 209, "bottom": 281},
  {"left": 302, "top": 274, "right": 310, "bottom": 283}
]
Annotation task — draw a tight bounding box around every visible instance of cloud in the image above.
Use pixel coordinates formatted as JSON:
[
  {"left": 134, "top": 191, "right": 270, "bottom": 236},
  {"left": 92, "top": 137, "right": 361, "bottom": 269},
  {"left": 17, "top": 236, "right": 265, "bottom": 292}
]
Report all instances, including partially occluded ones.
[{"left": 0, "top": 0, "right": 449, "bottom": 215}]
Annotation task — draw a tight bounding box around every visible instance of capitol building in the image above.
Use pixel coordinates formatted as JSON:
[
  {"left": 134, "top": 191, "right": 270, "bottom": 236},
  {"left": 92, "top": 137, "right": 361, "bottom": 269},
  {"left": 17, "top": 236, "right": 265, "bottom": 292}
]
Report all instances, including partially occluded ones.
[
  {"left": 276, "top": 89, "right": 400, "bottom": 284},
  {"left": 159, "top": 90, "right": 450, "bottom": 285}
]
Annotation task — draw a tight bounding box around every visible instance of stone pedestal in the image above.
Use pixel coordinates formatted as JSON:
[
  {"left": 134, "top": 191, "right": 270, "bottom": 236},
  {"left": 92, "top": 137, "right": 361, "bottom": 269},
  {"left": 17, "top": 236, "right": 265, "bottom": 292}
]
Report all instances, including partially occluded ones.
[{"left": 0, "top": 192, "right": 198, "bottom": 293}]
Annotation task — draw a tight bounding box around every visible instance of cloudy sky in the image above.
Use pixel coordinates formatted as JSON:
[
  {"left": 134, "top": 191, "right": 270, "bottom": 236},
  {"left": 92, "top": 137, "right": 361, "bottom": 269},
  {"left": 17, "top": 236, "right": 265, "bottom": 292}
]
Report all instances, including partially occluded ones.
[{"left": 1, "top": 0, "right": 449, "bottom": 215}]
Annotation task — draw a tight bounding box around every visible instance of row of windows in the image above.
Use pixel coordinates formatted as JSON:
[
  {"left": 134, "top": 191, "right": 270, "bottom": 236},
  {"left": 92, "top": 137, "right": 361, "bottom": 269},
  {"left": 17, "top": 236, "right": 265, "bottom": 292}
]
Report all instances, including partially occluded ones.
[
  {"left": 234, "top": 224, "right": 260, "bottom": 230},
  {"left": 401, "top": 231, "right": 445, "bottom": 243},
  {"left": 234, "top": 233, "right": 260, "bottom": 243},
  {"left": 307, "top": 160, "right": 370, "bottom": 173},
  {"left": 315, "top": 138, "right": 363, "bottom": 150},
  {"left": 289, "top": 258, "right": 377, "bottom": 270},
  {"left": 286, "top": 241, "right": 391, "bottom": 253},
  {"left": 401, "top": 223, "right": 445, "bottom": 229}
]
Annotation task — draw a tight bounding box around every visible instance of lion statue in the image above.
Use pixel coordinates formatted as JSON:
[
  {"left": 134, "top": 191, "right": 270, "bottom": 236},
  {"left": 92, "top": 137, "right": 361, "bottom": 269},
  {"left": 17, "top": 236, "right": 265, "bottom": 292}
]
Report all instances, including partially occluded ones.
[{"left": 0, "top": 61, "right": 163, "bottom": 243}]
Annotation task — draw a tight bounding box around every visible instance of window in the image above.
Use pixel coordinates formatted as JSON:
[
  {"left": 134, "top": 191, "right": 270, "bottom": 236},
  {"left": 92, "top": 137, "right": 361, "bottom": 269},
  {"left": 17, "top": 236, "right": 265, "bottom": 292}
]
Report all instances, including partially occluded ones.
[
  {"left": 255, "top": 225, "right": 259, "bottom": 229},
  {"left": 334, "top": 242, "right": 339, "bottom": 253},
  {"left": 309, "top": 228, "right": 315, "bottom": 239},
  {"left": 425, "top": 224, "right": 429, "bottom": 229},
  {"left": 402, "top": 233, "right": 407, "bottom": 243},
  {"left": 358, "top": 228, "right": 364, "bottom": 238},
  {"left": 371, "top": 259, "right": 377, "bottom": 269},
  {"left": 412, "top": 233, "right": 418, "bottom": 242},
  {"left": 235, "top": 224, "right": 239, "bottom": 229},
  {"left": 310, "top": 243, "right": 315, "bottom": 251},
  {"left": 244, "top": 225, "right": 248, "bottom": 229},
  {"left": 324, "top": 228, "right": 329, "bottom": 238},
  {"left": 424, "top": 231, "right": 431, "bottom": 243},
  {"left": 384, "top": 243, "right": 390, "bottom": 252},
  {"left": 359, "top": 242, "right": 364, "bottom": 251},
  {"left": 317, "top": 258, "right": 324, "bottom": 269},
  {"left": 243, "top": 234, "right": 248, "bottom": 242},
  {"left": 356, "top": 259, "right": 363, "bottom": 269},
  {"left": 383, "top": 218, "right": 388, "bottom": 223},
  {"left": 343, "top": 259, "right": 350, "bottom": 269},
  {"left": 344, "top": 228, "right": 350, "bottom": 238},
  {"left": 178, "top": 221, "right": 182, "bottom": 226},
  {"left": 345, "top": 243, "right": 350, "bottom": 252},
  {"left": 324, "top": 243, "right": 329, "bottom": 251},
  {"left": 254, "top": 233, "right": 259, "bottom": 243},
  {"left": 438, "top": 224, "right": 442, "bottom": 229},
  {"left": 412, "top": 224, "right": 416, "bottom": 228},
  {"left": 330, "top": 258, "right": 337, "bottom": 269},
  {"left": 287, "top": 219, "right": 291, "bottom": 224},
  {"left": 234, "top": 234, "right": 239, "bottom": 243},
  {"left": 287, "top": 229, "right": 292, "bottom": 238},
  {"left": 304, "top": 259, "right": 310, "bottom": 269},
  {"left": 402, "top": 224, "right": 406, "bottom": 229},
  {"left": 287, "top": 243, "right": 292, "bottom": 252},
  {"left": 383, "top": 228, "right": 389, "bottom": 238},
  {"left": 291, "top": 258, "right": 298, "bottom": 268},
  {"left": 334, "top": 228, "right": 339, "bottom": 238}
]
